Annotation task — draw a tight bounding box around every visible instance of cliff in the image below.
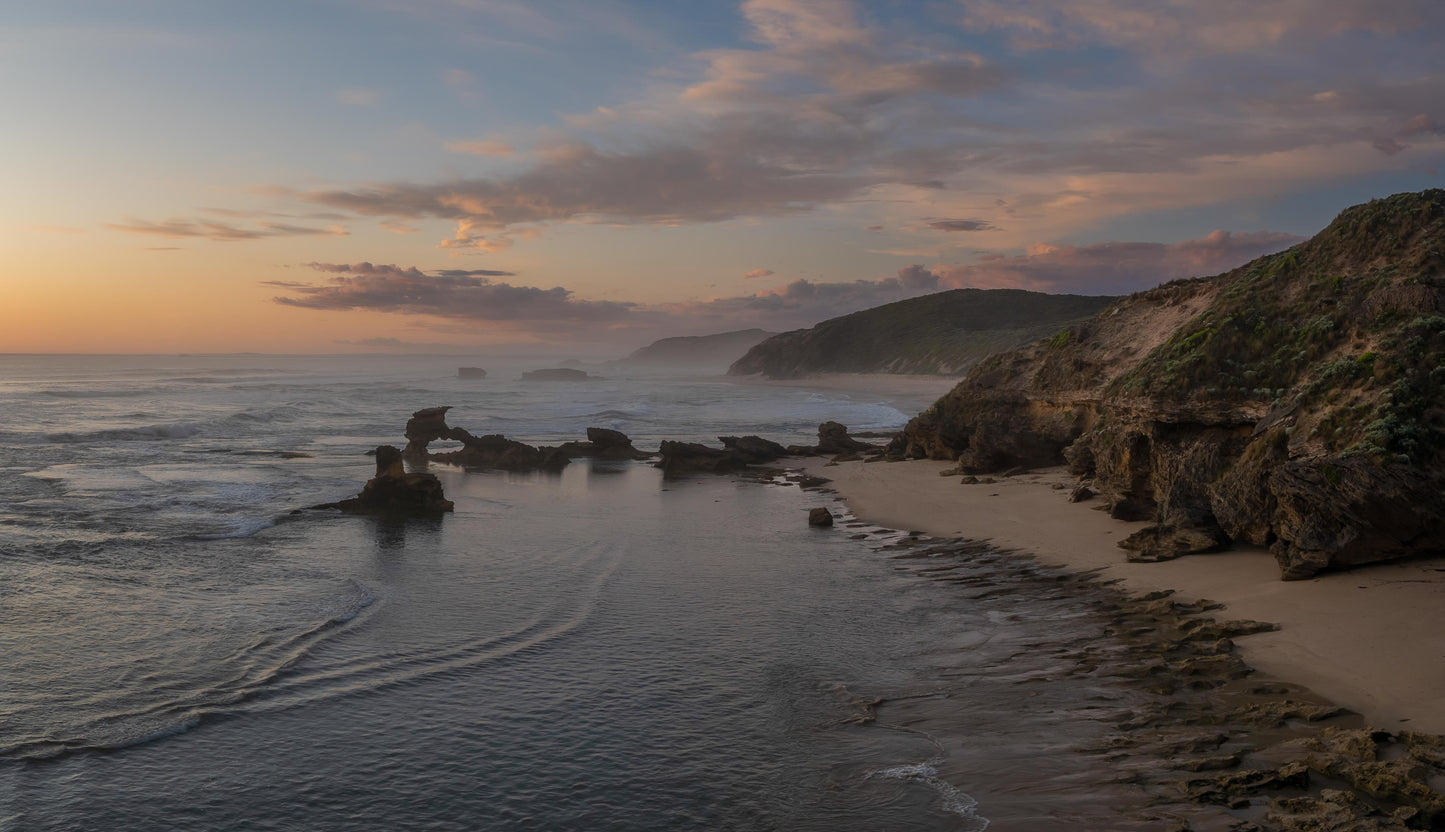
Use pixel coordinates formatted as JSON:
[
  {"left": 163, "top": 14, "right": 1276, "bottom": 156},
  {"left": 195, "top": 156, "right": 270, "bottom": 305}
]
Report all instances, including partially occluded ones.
[
  {"left": 899, "top": 190, "right": 1445, "bottom": 579},
  {"left": 727, "top": 289, "right": 1117, "bottom": 378}
]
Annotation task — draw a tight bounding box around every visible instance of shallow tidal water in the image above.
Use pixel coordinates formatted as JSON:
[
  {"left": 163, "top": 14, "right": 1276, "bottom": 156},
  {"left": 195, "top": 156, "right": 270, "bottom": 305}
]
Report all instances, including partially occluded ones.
[{"left": 0, "top": 355, "right": 1178, "bottom": 830}]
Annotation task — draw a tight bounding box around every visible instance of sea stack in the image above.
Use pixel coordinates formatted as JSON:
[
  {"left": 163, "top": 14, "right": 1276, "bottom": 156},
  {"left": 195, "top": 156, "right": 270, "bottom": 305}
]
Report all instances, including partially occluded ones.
[{"left": 322, "top": 445, "right": 454, "bottom": 516}]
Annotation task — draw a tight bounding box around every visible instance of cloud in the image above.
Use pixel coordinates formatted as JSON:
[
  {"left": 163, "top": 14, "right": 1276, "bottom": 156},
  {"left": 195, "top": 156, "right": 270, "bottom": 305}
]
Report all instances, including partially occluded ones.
[
  {"left": 438, "top": 218, "right": 515, "bottom": 251},
  {"left": 932, "top": 230, "right": 1305, "bottom": 295},
  {"left": 106, "top": 219, "right": 348, "bottom": 241},
  {"left": 1402, "top": 114, "right": 1445, "bottom": 136},
  {"left": 292, "top": 1, "right": 1007, "bottom": 237},
  {"left": 272, "top": 262, "right": 632, "bottom": 322},
  {"left": 302, "top": 140, "right": 870, "bottom": 229},
  {"left": 301, "top": 262, "right": 516, "bottom": 278},
  {"left": 959, "top": 0, "right": 1444, "bottom": 57},
  {"left": 337, "top": 88, "right": 383, "bottom": 107},
  {"left": 927, "top": 218, "right": 997, "bottom": 232},
  {"left": 663, "top": 264, "right": 946, "bottom": 330},
  {"left": 445, "top": 139, "right": 515, "bottom": 156},
  {"left": 740, "top": 268, "right": 775, "bottom": 279},
  {"left": 380, "top": 219, "right": 419, "bottom": 234}
]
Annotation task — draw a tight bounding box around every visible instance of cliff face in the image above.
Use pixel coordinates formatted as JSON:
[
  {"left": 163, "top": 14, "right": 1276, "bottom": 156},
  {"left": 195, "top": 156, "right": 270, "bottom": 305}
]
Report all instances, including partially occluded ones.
[
  {"left": 900, "top": 191, "right": 1445, "bottom": 579},
  {"left": 727, "top": 289, "right": 1117, "bottom": 378}
]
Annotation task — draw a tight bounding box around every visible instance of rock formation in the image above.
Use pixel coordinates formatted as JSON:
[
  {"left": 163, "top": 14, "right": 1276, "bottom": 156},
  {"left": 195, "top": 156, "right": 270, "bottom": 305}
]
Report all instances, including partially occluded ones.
[
  {"left": 555, "top": 427, "right": 653, "bottom": 460},
  {"left": 319, "top": 445, "right": 454, "bottom": 516},
  {"left": 898, "top": 190, "right": 1445, "bottom": 579},
  {"left": 808, "top": 507, "right": 834, "bottom": 527},
  {"left": 655, "top": 434, "right": 794, "bottom": 473},
  {"left": 457, "top": 367, "right": 487, "bottom": 379},
  {"left": 816, "top": 421, "right": 874, "bottom": 455},
  {"left": 655, "top": 440, "right": 751, "bottom": 474},
  {"left": 401, "top": 406, "right": 569, "bottom": 472},
  {"left": 431, "top": 434, "right": 571, "bottom": 472},
  {"left": 718, "top": 435, "right": 788, "bottom": 464}
]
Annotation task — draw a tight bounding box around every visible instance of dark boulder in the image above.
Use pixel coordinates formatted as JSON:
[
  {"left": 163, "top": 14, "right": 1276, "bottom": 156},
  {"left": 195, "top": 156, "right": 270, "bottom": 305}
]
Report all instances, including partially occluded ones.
[
  {"left": 816, "top": 421, "right": 873, "bottom": 454},
  {"left": 432, "top": 431, "right": 570, "bottom": 472},
  {"left": 656, "top": 441, "right": 748, "bottom": 474},
  {"left": 719, "top": 435, "right": 789, "bottom": 464},
  {"left": 1118, "top": 519, "right": 1229, "bottom": 562},
  {"left": 808, "top": 507, "right": 834, "bottom": 527},
  {"left": 556, "top": 427, "right": 652, "bottom": 460},
  {"left": 320, "top": 445, "right": 454, "bottom": 516},
  {"left": 457, "top": 367, "right": 487, "bottom": 379}
]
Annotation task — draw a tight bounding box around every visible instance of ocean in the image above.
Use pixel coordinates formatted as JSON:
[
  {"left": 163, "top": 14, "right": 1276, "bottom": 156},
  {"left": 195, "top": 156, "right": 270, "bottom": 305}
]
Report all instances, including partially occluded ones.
[{"left": 0, "top": 354, "right": 1161, "bottom": 830}]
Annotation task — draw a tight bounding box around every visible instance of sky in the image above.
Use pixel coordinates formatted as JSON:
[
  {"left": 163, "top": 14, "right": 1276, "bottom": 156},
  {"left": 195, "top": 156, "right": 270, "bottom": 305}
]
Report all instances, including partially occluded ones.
[{"left": 2, "top": 0, "right": 1442, "bottom": 356}]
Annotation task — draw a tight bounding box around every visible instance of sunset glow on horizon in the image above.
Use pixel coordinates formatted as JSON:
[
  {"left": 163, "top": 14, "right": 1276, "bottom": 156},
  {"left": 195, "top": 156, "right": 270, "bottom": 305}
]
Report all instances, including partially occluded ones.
[{"left": 4, "top": 0, "right": 1443, "bottom": 355}]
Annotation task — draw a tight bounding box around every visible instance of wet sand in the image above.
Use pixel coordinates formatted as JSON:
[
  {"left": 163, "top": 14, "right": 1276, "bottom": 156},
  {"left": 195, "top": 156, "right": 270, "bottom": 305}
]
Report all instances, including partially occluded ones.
[
  {"left": 801, "top": 457, "right": 1445, "bottom": 736},
  {"left": 790, "top": 472, "right": 1445, "bottom": 829}
]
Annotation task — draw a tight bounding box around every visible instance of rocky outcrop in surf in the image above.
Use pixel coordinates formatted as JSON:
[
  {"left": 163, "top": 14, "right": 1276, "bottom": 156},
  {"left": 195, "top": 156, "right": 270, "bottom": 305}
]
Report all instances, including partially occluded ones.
[
  {"left": 897, "top": 190, "right": 1445, "bottom": 579},
  {"left": 402, "top": 406, "right": 569, "bottom": 471},
  {"left": 401, "top": 407, "right": 663, "bottom": 471},
  {"left": 556, "top": 427, "right": 653, "bottom": 461},
  {"left": 656, "top": 441, "right": 752, "bottom": 474},
  {"left": 320, "top": 445, "right": 454, "bottom": 516}
]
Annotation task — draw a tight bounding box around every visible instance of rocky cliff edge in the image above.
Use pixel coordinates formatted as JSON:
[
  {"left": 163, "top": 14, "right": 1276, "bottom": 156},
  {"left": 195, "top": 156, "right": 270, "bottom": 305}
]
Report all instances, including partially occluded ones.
[{"left": 899, "top": 190, "right": 1445, "bottom": 579}]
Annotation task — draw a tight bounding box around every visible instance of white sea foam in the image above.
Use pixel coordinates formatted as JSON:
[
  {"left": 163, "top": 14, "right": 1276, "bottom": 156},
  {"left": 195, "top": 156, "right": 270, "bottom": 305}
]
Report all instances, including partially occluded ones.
[
  {"left": 187, "top": 517, "right": 277, "bottom": 541},
  {"left": 870, "top": 758, "right": 990, "bottom": 830}
]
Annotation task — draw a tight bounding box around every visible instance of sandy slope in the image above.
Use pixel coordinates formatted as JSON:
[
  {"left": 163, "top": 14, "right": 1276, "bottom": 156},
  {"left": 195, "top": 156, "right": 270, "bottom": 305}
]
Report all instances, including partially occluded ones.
[{"left": 801, "top": 457, "right": 1445, "bottom": 734}]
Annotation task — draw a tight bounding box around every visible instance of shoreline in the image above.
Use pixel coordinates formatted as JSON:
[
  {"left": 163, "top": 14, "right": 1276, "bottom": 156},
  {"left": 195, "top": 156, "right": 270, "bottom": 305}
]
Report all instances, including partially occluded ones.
[
  {"left": 723, "top": 371, "right": 961, "bottom": 403},
  {"left": 799, "top": 456, "right": 1445, "bottom": 735}
]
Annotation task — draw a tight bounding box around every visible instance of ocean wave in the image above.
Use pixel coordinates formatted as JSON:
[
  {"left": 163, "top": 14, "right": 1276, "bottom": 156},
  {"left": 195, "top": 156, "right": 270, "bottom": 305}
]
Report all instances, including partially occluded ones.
[
  {"left": 581, "top": 407, "right": 656, "bottom": 422},
  {"left": 44, "top": 422, "right": 206, "bottom": 443},
  {"left": 226, "top": 406, "right": 301, "bottom": 424},
  {"left": 39, "top": 388, "right": 165, "bottom": 399},
  {"left": 185, "top": 517, "right": 277, "bottom": 541},
  {"left": 0, "top": 579, "right": 380, "bottom": 763}
]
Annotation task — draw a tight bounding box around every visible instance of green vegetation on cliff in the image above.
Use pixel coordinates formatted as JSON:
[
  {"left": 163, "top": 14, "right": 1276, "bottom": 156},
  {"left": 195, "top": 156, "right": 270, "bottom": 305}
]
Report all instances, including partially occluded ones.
[
  {"left": 899, "top": 190, "right": 1445, "bottom": 579},
  {"left": 727, "top": 289, "right": 1117, "bottom": 378}
]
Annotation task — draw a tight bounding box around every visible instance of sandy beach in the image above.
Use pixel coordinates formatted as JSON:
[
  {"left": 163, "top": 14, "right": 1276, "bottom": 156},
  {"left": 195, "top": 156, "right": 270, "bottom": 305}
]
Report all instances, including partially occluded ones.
[{"left": 801, "top": 456, "right": 1445, "bottom": 735}]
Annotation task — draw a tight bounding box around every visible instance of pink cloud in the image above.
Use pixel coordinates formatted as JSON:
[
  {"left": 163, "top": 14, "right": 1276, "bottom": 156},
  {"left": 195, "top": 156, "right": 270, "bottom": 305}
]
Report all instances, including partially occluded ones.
[{"left": 933, "top": 230, "right": 1304, "bottom": 294}]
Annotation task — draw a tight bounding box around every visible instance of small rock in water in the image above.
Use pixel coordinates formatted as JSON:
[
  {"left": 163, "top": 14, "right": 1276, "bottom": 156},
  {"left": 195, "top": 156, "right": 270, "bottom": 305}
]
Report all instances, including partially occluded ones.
[{"left": 808, "top": 507, "right": 834, "bottom": 527}]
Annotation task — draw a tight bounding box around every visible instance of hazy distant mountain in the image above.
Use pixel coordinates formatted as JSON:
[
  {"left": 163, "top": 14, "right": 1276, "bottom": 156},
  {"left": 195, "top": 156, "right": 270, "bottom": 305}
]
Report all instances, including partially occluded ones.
[
  {"left": 614, "top": 328, "right": 777, "bottom": 372},
  {"left": 728, "top": 289, "right": 1117, "bottom": 378}
]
